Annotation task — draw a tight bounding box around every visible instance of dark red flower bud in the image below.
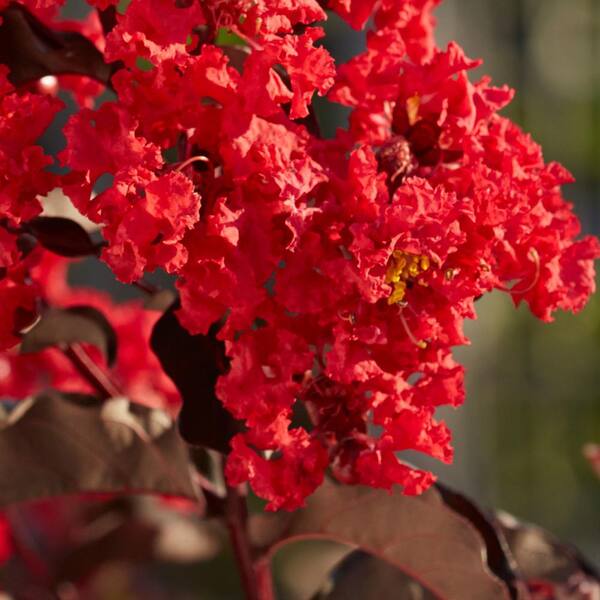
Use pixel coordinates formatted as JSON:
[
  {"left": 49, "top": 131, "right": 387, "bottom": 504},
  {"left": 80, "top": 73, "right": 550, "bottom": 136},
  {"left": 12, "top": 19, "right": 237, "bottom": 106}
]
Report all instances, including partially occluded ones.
[{"left": 376, "top": 135, "right": 418, "bottom": 190}]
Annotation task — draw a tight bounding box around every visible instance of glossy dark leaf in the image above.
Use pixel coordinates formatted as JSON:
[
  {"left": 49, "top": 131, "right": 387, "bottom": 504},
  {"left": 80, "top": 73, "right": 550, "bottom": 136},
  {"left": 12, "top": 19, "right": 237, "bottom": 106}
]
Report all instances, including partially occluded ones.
[
  {"left": 25, "top": 216, "right": 101, "bottom": 258},
  {"left": 150, "top": 303, "right": 239, "bottom": 453},
  {"left": 21, "top": 305, "right": 118, "bottom": 365},
  {"left": 0, "top": 3, "right": 112, "bottom": 87},
  {"left": 252, "top": 479, "right": 512, "bottom": 600},
  {"left": 0, "top": 392, "right": 197, "bottom": 506}
]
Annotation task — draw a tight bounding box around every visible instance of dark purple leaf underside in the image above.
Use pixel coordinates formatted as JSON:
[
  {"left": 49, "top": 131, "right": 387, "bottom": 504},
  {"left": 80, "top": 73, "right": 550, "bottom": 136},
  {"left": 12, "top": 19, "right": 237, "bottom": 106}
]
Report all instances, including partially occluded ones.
[
  {"left": 150, "top": 304, "right": 239, "bottom": 453},
  {"left": 0, "top": 392, "right": 197, "bottom": 506}
]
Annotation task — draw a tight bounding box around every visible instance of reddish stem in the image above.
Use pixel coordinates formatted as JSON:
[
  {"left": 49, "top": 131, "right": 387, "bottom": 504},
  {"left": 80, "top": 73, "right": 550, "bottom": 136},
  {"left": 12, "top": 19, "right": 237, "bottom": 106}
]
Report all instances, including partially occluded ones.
[
  {"left": 255, "top": 557, "right": 276, "bottom": 599},
  {"left": 63, "top": 343, "right": 123, "bottom": 399},
  {"left": 224, "top": 485, "right": 274, "bottom": 600},
  {"left": 225, "top": 485, "right": 259, "bottom": 600}
]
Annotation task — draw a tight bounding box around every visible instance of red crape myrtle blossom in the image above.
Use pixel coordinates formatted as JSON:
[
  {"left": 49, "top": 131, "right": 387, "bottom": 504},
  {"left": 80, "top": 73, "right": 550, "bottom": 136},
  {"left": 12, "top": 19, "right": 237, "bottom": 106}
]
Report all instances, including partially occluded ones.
[
  {"left": 0, "top": 0, "right": 598, "bottom": 513},
  {"left": 0, "top": 66, "right": 62, "bottom": 351}
]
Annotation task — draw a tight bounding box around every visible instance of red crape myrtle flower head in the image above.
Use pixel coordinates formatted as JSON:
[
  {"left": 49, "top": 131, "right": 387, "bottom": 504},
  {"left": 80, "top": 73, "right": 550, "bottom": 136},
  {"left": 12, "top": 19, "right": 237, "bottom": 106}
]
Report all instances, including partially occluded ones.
[{"left": 0, "top": 0, "right": 598, "bottom": 512}]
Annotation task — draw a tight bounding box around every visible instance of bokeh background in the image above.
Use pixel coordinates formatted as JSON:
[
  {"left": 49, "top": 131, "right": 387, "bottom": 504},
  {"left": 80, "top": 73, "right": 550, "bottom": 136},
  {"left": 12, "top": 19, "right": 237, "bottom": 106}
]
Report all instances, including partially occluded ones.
[{"left": 14, "top": 0, "right": 600, "bottom": 597}]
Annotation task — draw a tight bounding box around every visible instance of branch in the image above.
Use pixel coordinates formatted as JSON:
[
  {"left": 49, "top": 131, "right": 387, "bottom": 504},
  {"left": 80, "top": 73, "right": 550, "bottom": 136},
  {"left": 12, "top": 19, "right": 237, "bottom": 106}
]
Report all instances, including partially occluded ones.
[
  {"left": 0, "top": 3, "right": 113, "bottom": 88},
  {"left": 63, "top": 343, "right": 123, "bottom": 400},
  {"left": 225, "top": 485, "right": 263, "bottom": 600}
]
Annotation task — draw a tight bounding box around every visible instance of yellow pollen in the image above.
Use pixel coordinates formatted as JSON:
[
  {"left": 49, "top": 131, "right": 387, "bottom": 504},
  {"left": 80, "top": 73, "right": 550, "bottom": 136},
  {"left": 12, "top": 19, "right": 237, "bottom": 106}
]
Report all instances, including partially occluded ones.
[
  {"left": 386, "top": 251, "right": 430, "bottom": 305},
  {"left": 406, "top": 95, "right": 421, "bottom": 126},
  {"left": 445, "top": 267, "right": 459, "bottom": 281}
]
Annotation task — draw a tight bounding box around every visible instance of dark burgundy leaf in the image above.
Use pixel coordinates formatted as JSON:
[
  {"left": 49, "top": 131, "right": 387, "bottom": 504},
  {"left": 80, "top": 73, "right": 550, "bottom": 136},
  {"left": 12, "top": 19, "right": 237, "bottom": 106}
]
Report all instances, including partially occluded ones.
[
  {"left": 313, "top": 551, "right": 436, "bottom": 600},
  {"left": 310, "top": 486, "right": 599, "bottom": 600},
  {"left": 97, "top": 5, "right": 118, "bottom": 37},
  {"left": 25, "top": 216, "right": 101, "bottom": 258},
  {"left": 251, "top": 479, "right": 512, "bottom": 600},
  {"left": 0, "top": 391, "right": 198, "bottom": 506},
  {"left": 21, "top": 305, "right": 118, "bottom": 365},
  {"left": 55, "top": 496, "right": 219, "bottom": 584},
  {"left": 58, "top": 519, "right": 159, "bottom": 583},
  {"left": 0, "top": 3, "right": 113, "bottom": 87},
  {"left": 496, "top": 512, "right": 600, "bottom": 597},
  {"left": 15, "top": 232, "right": 37, "bottom": 258},
  {"left": 436, "top": 483, "right": 525, "bottom": 599},
  {"left": 150, "top": 303, "right": 239, "bottom": 453}
]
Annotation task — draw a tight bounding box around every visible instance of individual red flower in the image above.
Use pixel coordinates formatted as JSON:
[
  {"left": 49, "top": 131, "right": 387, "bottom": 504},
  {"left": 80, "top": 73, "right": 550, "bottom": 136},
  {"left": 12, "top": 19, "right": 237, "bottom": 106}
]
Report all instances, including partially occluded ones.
[
  {"left": 95, "top": 168, "right": 201, "bottom": 281},
  {"left": 60, "top": 103, "right": 162, "bottom": 184},
  {"left": 330, "top": 0, "right": 441, "bottom": 63},
  {"left": 104, "top": 0, "right": 205, "bottom": 66},
  {"left": 0, "top": 76, "right": 62, "bottom": 224},
  {"left": 60, "top": 103, "right": 200, "bottom": 282},
  {"left": 239, "top": 28, "right": 335, "bottom": 119},
  {"left": 112, "top": 45, "right": 240, "bottom": 148},
  {"left": 201, "top": 0, "right": 325, "bottom": 37}
]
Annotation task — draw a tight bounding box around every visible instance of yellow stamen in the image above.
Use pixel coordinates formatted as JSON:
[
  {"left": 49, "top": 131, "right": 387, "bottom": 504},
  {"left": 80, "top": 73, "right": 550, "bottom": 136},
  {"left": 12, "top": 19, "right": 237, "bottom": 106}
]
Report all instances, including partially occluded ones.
[
  {"left": 445, "top": 267, "right": 459, "bottom": 281},
  {"left": 385, "top": 251, "right": 430, "bottom": 305},
  {"left": 399, "top": 309, "right": 427, "bottom": 350},
  {"left": 498, "top": 248, "right": 541, "bottom": 294},
  {"left": 406, "top": 95, "right": 421, "bottom": 126},
  {"left": 388, "top": 282, "right": 407, "bottom": 305}
]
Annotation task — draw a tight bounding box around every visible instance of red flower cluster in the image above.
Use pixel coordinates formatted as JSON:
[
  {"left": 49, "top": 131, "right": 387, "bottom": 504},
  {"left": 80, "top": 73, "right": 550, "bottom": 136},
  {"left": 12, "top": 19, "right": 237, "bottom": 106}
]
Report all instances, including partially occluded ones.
[
  {"left": 0, "top": 0, "right": 598, "bottom": 510},
  {"left": 0, "top": 65, "right": 62, "bottom": 350}
]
